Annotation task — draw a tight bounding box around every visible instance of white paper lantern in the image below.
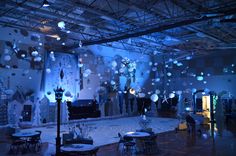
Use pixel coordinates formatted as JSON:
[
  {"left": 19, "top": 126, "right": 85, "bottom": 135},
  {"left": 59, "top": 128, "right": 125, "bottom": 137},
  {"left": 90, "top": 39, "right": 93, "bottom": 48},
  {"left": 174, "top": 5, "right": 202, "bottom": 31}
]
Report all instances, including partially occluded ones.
[
  {"left": 204, "top": 88, "right": 210, "bottom": 93},
  {"left": 138, "top": 93, "right": 145, "bottom": 98},
  {"left": 4, "top": 55, "right": 11, "bottom": 61},
  {"left": 197, "top": 76, "right": 204, "bottom": 81},
  {"left": 192, "top": 88, "right": 197, "bottom": 93},
  {"left": 78, "top": 63, "right": 83, "bottom": 67},
  {"left": 83, "top": 73, "right": 89, "bottom": 77},
  {"left": 152, "top": 67, "right": 157, "bottom": 71},
  {"left": 50, "top": 51, "right": 54, "bottom": 57},
  {"left": 111, "top": 80, "right": 116, "bottom": 85},
  {"left": 34, "top": 56, "right": 42, "bottom": 62},
  {"left": 169, "top": 93, "right": 175, "bottom": 98},
  {"left": 155, "top": 78, "right": 160, "bottom": 82},
  {"left": 21, "top": 54, "right": 25, "bottom": 58},
  {"left": 176, "top": 90, "right": 182, "bottom": 95},
  {"left": 58, "top": 21, "right": 65, "bottom": 29},
  {"left": 177, "top": 62, "right": 183, "bottom": 66},
  {"left": 31, "top": 51, "right": 38, "bottom": 56},
  {"left": 186, "top": 56, "right": 192, "bottom": 60},
  {"left": 111, "top": 61, "right": 117, "bottom": 67},
  {"left": 155, "top": 89, "right": 160, "bottom": 94},
  {"left": 173, "top": 60, "right": 178, "bottom": 64},
  {"left": 65, "top": 91, "right": 72, "bottom": 97},
  {"left": 46, "top": 68, "right": 51, "bottom": 73},
  {"left": 84, "top": 69, "right": 92, "bottom": 75},
  {"left": 150, "top": 94, "right": 159, "bottom": 102},
  {"left": 119, "top": 68, "right": 125, "bottom": 73},
  {"left": 167, "top": 72, "right": 172, "bottom": 76}
]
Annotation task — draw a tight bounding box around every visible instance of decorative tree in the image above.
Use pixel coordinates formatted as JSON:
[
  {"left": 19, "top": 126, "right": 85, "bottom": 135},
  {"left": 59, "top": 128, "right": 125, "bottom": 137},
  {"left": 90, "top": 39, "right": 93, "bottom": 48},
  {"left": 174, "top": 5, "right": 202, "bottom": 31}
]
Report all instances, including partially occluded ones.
[
  {"left": 32, "top": 99, "right": 41, "bottom": 126},
  {"left": 61, "top": 100, "right": 69, "bottom": 123},
  {"left": 119, "top": 57, "right": 136, "bottom": 85}
]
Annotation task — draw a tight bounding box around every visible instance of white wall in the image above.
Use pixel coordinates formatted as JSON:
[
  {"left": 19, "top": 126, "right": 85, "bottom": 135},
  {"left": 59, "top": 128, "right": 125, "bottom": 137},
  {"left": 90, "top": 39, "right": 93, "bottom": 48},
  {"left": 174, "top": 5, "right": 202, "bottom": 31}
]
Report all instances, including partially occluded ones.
[{"left": 76, "top": 45, "right": 152, "bottom": 99}]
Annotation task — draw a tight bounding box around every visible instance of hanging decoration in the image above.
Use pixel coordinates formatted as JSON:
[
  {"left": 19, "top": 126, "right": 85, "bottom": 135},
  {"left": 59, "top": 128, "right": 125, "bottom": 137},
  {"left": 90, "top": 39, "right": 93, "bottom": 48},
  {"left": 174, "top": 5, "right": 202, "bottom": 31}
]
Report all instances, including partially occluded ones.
[
  {"left": 169, "top": 93, "right": 175, "bottom": 98},
  {"left": 150, "top": 94, "right": 158, "bottom": 102}
]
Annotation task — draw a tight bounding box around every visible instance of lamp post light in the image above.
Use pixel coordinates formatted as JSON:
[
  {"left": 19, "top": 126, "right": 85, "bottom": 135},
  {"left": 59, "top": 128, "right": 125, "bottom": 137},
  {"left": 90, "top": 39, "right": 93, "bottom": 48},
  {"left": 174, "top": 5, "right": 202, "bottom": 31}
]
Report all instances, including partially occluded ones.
[{"left": 54, "top": 69, "right": 64, "bottom": 156}]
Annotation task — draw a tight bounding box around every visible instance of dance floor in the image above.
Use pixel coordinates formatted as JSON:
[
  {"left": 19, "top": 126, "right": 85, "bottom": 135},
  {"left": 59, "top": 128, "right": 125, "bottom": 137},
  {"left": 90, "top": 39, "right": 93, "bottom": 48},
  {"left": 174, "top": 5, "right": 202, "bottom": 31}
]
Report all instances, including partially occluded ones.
[{"left": 20, "top": 116, "right": 178, "bottom": 146}]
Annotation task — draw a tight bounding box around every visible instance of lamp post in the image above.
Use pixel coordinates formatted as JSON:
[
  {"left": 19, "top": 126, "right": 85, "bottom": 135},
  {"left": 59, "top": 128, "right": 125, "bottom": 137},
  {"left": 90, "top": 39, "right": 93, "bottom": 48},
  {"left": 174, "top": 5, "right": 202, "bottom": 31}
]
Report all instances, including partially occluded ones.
[{"left": 54, "top": 69, "right": 64, "bottom": 156}]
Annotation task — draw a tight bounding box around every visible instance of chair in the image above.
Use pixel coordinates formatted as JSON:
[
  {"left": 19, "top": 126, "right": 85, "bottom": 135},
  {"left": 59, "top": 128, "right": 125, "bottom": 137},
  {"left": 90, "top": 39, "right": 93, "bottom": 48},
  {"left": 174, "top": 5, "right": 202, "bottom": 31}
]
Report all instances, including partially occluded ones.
[
  {"left": 64, "top": 137, "right": 94, "bottom": 145},
  {"left": 26, "top": 133, "right": 41, "bottom": 152},
  {"left": 186, "top": 114, "right": 196, "bottom": 134},
  {"left": 77, "top": 147, "right": 99, "bottom": 156},
  {"left": 117, "top": 133, "right": 135, "bottom": 154},
  {"left": 141, "top": 134, "right": 158, "bottom": 154},
  {"left": 35, "top": 130, "right": 42, "bottom": 143},
  {"left": 62, "top": 133, "right": 74, "bottom": 145},
  {"left": 60, "top": 147, "right": 99, "bottom": 156},
  {"left": 9, "top": 136, "right": 26, "bottom": 154}
]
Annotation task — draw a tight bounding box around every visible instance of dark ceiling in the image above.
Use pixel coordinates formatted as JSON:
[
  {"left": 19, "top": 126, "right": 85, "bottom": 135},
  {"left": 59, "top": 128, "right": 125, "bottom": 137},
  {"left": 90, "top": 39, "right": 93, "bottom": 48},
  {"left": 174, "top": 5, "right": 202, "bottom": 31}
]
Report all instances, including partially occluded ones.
[{"left": 0, "top": 0, "right": 236, "bottom": 59}]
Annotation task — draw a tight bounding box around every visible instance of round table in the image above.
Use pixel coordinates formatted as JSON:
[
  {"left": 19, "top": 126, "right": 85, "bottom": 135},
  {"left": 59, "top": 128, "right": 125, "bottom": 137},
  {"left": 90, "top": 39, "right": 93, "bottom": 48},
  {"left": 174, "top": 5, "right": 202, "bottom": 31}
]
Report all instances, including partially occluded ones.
[
  {"left": 124, "top": 131, "right": 150, "bottom": 153},
  {"left": 125, "top": 131, "right": 150, "bottom": 138},
  {"left": 12, "top": 131, "right": 41, "bottom": 152},
  {"left": 12, "top": 131, "right": 40, "bottom": 138},
  {"left": 61, "top": 144, "right": 98, "bottom": 153}
]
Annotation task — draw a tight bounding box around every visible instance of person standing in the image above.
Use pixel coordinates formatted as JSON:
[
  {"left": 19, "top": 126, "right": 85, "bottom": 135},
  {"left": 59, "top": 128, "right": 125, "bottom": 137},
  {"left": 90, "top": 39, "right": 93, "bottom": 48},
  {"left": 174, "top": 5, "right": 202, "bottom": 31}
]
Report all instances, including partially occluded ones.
[{"left": 215, "top": 97, "right": 225, "bottom": 136}]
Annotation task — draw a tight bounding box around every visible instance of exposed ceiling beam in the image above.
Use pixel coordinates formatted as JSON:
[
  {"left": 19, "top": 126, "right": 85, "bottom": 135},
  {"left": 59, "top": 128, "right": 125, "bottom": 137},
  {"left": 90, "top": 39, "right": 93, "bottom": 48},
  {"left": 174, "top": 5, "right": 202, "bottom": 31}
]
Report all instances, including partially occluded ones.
[
  {"left": 67, "top": 7, "right": 236, "bottom": 49},
  {"left": 170, "top": 0, "right": 230, "bottom": 43},
  {"left": 186, "top": 26, "right": 228, "bottom": 43}
]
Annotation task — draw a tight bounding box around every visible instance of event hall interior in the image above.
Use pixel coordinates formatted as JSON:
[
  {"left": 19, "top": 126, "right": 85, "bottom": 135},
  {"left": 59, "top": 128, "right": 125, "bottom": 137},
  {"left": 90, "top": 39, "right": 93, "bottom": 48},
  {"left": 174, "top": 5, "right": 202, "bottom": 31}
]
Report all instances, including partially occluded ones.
[{"left": 0, "top": 0, "right": 236, "bottom": 156}]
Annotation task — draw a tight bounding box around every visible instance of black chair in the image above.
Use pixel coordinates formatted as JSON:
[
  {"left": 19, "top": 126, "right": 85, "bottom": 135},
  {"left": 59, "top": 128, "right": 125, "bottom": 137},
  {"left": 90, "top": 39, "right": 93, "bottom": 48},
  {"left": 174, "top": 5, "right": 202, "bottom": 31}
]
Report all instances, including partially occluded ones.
[
  {"left": 117, "top": 133, "right": 135, "bottom": 154},
  {"left": 77, "top": 147, "right": 99, "bottom": 156},
  {"left": 35, "top": 130, "right": 42, "bottom": 143},
  {"left": 64, "top": 137, "right": 94, "bottom": 145},
  {"left": 141, "top": 134, "right": 158, "bottom": 154},
  {"left": 26, "top": 132, "right": 42, "bottom": 152},
  {"left": 60, "top": 147, "right": 99, "bottom": 156},
  {"left": 9, "top": 136, "right": 26, "bottom": 154},
  {"left": 186, "top": 115, "right": 196, "bottom": 134}
]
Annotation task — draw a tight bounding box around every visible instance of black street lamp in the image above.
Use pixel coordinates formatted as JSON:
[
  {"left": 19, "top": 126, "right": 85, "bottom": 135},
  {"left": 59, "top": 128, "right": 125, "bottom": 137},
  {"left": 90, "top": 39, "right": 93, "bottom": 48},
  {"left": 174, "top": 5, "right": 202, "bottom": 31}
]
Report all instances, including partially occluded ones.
[{"left": 54, "top": 69, "right": 64, "bottom": 155}]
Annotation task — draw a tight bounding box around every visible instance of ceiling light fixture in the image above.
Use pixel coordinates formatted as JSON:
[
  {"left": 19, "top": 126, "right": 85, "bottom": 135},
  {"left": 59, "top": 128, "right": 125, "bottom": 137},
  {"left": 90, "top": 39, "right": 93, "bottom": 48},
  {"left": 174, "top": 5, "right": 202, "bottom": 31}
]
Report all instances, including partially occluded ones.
[{"left": 43, "top": 0, "right": 50, "bottom": 7}]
